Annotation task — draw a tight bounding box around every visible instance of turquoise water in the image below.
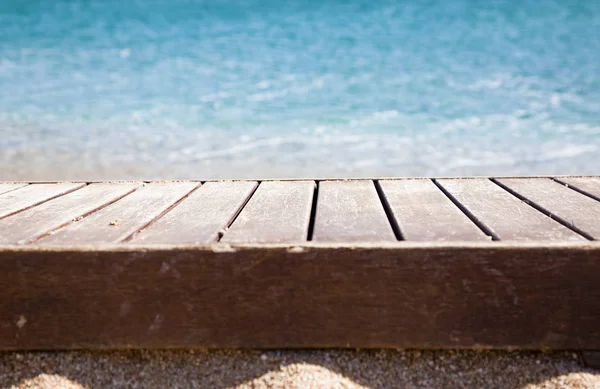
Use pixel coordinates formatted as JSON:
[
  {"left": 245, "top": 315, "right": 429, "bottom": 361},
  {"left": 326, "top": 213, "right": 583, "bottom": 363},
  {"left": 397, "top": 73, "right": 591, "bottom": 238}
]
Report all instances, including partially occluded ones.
[{"left": 1, "top": 0, "right": 599, "bottom": 179}]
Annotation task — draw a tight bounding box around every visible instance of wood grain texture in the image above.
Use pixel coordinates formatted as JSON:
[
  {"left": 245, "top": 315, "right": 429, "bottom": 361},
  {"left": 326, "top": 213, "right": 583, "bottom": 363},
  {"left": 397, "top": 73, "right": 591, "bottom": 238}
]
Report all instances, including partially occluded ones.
[
  {"left": 496, "top": 178, "right": 600, "bottom": 240},
  {"left": 1, "top": 244, "right": 599, "bottom": 349},
  {"left": 437, "top": 179, "right": 583, "bottom": 242},
  {"left": 40, "top": 183, "right": 199, "bottom": 244},
  {"left": 0, "top": 183, "right": 28, "bottom": 195},
  {"left": 0, "top": 183, "right": 85, "bottom": 219},
  {"left": 0, "top": 184, "right": 138, "bottom": 245},
  {"left": 312, "top": 180, "right": 396, "bottom": 242},
  {"left": 379, "top": 179, "right": 489, "bottom": 241},
  {"left": 222, "top": 181, "right": 314, "bottom": 243},
  {"left": 130, "top": 181, "right": 258, "bottom": 244},
  {"left": 555, "top": 177, "right": 600, "bottom": 202}
]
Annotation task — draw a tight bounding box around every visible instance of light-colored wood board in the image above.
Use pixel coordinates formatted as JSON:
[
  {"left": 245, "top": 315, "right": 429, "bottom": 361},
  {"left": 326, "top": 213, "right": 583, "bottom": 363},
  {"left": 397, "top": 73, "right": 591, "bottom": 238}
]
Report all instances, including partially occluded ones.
[
  {"left": 555, "top": 177, "right": 600, "bottom": 202},
  {"left": 40, "top": 182, "right": 200, "bottom": 244},
  {"left": 312, "top": 180, "right": 396, "bottom": 242},
  {"left": 0, "top": 183, "right": 138, "bottom": 244},
  {"left": 437, "top": 179, "right": 583, "bottom": 241},
  {"left": 0, "top": 183, "right": 85, "bottom": 219},
  {"left": 222, "top": 181, "right": 314, "bottom": 243},
  {"left": 130, "top": 181, "right": 258, "bottom": 244},
  {"left": 0, "top": 183, "right": 28, "bottom": 195},
  {"left": 379, "top": 179, "right": 490, "bottom": 241},
  {"left": 496, "top": 178, "right": 600, "bottom": 239}
]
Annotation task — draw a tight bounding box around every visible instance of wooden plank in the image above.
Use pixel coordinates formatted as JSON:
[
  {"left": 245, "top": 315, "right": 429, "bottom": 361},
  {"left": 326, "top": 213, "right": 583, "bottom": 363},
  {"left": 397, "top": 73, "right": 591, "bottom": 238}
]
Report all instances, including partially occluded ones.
[
  {"left": 0, "top": 183, "right": 138, "bottom": 245},
  {"left": 0, "top": 183, "right": 85, "bottom": 219},
  {"left": 437, "top": 179, "right": 583, "bottom": 241},
  {"left": 130, "top": 181, "right": 258, "bottom": 244},
  {"left": 312, "top": 180, "right": 396, "bottom": 242},
  {"left": 581, "top": 351, "right": 600, "bottom": 369},
  {"left": 1, "top": 244, "right": 599, "bottom": 349},
  {"left": 379, "top": 179, "right": 489, "bottom": 241},
  {"left": 555, "top": 177, "right": 600, "bottom": 202},
  {"left": 496, "top": 178, "right": 600, "bottom": 239},
  {"left": 40, "top": 182, "right": 199, "bottom": 245},
  {"left": 222, "top": 181, "right": 314, "bottom": 244},
  {"left": 0, "top": 183, "right": 28, "bottom": 195}
]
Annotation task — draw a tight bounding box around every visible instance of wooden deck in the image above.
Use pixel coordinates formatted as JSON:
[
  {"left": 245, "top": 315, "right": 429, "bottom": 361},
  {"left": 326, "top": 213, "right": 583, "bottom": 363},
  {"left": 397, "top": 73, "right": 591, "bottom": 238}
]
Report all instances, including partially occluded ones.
[{"left": 1, "top": 177, "right": 599, "bottom": 350}]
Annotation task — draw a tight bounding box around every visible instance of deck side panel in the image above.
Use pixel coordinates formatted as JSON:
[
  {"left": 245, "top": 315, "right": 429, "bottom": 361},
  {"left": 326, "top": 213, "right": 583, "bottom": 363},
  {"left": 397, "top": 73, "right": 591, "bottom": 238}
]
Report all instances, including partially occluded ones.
[{"left": 0, "top": 245, "right": 599, "bottom": 349}]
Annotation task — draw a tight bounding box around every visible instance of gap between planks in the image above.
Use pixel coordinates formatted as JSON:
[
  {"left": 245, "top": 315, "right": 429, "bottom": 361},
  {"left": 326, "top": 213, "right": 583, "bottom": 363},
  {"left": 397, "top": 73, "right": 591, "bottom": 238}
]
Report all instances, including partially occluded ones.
[
  {"left": 491, "top": 178, "right": 595, "bottom": 241},
  {"left": 432, "top": 179, "right": 500, "bottom": 240},
  {"left": 121, "top": 183, "right": 204, "bottom": 242},
  {"left": 216, "top": 181, "right": 261, "bottom": 242}
]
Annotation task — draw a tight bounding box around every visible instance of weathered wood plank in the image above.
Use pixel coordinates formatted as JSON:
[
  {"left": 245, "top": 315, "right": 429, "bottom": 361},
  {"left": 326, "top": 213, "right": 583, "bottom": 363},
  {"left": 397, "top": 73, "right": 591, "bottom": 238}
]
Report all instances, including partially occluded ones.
[
  {"left": 0, "top": 183, "right": 28, "bottom": 195},
  {"left": 130, "top": 181, "right": 258, "bottom": 244},
  {"left": 312, "top": 180, "right": 396, "bottom": 242},
  {"left": 581, "top": 351, "right": 600, "bottom": 369},
  {"left": 222, "top": 181, "right": 314, "bottom": 243},
  {"left": 40, "top": 183, "right": 199, "bottom": 244},
  {"left": 379, "top": 179, "right": 489, "bottom": 241},
  {"left": 496, "top": 178, "right": 600, "bottom": 240},
  {"left": 0, "top": 183, "right": 85, "bottom": 219},
  {"left": 555, "top": 177, "right": 600, "bottom": 202},
  {"left": 437, "top": 179, "right": 583, "bottom": 241},
  {"left": 1, "top": 244, "right": 599, "bottom": 349},
  {"left": 0, "top": 184, "right": 138, "bottom": 245}
]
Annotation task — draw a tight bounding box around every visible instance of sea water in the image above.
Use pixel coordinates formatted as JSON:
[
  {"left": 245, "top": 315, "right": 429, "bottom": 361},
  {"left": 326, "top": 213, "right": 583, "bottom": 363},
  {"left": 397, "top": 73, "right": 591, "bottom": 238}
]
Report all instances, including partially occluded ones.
[{"left": 1, "top": 0, "right": 599, "bottom": 179}]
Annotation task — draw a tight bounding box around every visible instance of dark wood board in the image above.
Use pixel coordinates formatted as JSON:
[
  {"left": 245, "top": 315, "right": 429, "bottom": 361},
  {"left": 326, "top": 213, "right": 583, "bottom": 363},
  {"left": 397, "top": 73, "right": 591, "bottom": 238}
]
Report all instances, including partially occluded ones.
[{"left": 1, "top": 243, "right": 599, "bottom": 350}]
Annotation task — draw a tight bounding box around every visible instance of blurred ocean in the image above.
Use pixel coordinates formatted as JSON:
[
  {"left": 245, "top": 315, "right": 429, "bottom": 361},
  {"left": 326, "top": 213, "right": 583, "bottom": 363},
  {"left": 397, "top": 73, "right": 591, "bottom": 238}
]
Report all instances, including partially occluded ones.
[{"left": 1, "top": 0, "right": 599, "bottom": 180}]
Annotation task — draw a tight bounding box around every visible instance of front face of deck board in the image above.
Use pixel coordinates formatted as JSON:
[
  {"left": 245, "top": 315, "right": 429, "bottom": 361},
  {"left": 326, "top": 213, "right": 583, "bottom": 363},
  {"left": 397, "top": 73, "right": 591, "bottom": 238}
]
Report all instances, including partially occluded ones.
[
  {"left": 2, "top": 245, "right": 600, "bottom": 349},
  {"left": 0, "top": 177, "right": 599, "bottom": 350}
]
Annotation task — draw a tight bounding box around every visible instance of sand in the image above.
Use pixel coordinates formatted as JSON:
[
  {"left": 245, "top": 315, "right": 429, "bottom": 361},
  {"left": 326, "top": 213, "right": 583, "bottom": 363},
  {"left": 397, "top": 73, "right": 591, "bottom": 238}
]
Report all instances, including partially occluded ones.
[{"left": 1, "top": 350, "right": 599, "bottom": 389}]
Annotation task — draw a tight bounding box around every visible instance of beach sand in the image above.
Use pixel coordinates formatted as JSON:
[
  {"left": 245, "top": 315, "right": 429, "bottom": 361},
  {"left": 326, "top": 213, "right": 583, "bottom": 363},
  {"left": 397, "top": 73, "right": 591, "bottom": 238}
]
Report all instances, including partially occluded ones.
[{"left": 1, "top": 350, "right": 599, "bottom": 389}]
